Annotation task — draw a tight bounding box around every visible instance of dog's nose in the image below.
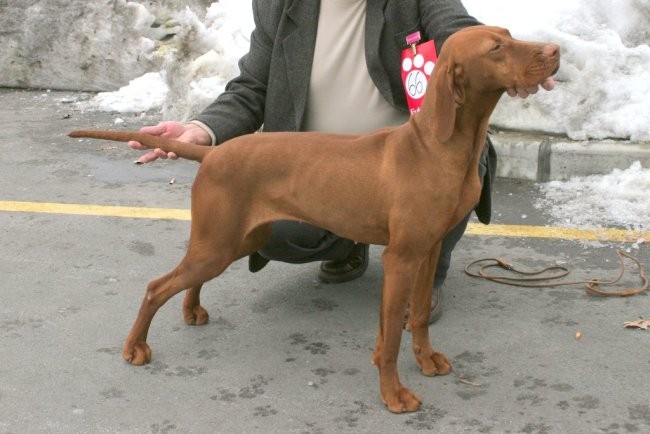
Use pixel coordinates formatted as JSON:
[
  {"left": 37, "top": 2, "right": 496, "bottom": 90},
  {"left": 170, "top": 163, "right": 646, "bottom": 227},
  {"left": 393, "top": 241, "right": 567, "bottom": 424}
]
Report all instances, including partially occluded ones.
[{"left": 543, "top": 43, "right": 560, "bottom": 59}]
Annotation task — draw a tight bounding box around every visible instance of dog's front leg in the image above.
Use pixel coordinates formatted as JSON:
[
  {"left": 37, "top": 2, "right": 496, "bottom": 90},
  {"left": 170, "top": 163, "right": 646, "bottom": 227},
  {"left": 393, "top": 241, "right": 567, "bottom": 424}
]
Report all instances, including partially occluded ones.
[
  {"left": 408, "top": 244, "right": 452, "bottom": 377},
  {"left": 372, "top": 247, "right": 423, "bottom": 413}
]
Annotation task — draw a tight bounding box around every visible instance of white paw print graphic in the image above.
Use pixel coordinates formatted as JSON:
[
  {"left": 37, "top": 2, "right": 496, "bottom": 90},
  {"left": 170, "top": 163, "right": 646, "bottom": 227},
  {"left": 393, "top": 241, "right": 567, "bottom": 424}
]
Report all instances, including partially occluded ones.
[{"left": 402, "top": 54, "right": 435, "bottom": 100}]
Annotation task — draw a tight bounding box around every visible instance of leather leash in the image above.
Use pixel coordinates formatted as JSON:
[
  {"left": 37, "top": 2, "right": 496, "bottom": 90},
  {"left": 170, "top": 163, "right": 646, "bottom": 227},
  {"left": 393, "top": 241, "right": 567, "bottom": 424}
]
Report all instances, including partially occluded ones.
[{"left": 465, "top": 249, "right": 648, "bottom": 297}]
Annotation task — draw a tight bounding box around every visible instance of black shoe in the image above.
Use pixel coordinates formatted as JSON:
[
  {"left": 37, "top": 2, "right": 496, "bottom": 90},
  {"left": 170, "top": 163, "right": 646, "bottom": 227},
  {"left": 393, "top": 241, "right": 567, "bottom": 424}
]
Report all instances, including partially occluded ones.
[
  {"left": 248, "top": 252, "right": 270, "bottom": 273},
  {"left": 318, "top": 243, "right": 369, "bottom": 283}
]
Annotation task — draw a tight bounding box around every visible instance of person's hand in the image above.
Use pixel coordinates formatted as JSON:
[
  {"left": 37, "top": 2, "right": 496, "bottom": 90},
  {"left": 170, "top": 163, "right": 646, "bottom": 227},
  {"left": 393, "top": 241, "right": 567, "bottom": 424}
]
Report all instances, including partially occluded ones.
[
  {"left": 506, "top": 76, "right": 555, "bottom": 99},
  {"left": 128, "top": 121, "right": 212, "bottom": 164}
]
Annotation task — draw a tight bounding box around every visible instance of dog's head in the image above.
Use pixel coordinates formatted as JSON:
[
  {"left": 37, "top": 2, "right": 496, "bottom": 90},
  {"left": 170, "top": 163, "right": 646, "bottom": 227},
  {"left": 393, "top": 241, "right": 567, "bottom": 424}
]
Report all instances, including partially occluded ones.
[{"left": 427, "top": 25, "right": 560, "bottom": 141}]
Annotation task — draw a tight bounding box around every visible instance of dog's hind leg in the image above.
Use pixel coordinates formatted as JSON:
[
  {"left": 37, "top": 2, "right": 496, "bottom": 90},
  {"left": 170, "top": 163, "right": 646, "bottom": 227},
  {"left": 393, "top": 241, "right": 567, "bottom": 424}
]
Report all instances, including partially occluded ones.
[
  {"left": 407, "top": 243, "right": 452, "bottom": 377},
  {"left": 123, "top": 231, "right": 243, "bottom": 365},
  {"left": 180, "top": 223, "right": 272, "bottom": 327}
]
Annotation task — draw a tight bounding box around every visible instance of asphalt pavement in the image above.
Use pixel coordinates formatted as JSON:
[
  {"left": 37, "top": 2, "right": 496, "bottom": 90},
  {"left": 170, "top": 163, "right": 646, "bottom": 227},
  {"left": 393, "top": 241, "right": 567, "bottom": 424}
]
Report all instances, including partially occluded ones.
[{"left": 0, "top": 88, "right": 649, "bottom": 433}]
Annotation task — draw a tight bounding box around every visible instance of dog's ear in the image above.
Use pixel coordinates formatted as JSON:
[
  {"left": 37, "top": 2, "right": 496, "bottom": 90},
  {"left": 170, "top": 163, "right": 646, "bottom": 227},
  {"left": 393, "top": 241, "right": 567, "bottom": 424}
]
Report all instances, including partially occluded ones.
[{"left": 430, "top": 63, "right": 465, "bottom": 142}]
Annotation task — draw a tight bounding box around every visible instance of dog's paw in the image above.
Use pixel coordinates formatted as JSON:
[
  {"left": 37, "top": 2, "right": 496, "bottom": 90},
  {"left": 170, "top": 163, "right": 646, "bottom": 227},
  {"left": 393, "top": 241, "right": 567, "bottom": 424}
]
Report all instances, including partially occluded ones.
[
  {"left": 383, "top": 386, "right": 422, "bottom": 413},
  {"left": 183, "top": 304, "right": 209, "bottom": 326},
  {"left": 417, "top": 350, "right": 452, "bottom": 377},
  {"left": 122, "top": 342, "right": 152, "bottom": 365}
]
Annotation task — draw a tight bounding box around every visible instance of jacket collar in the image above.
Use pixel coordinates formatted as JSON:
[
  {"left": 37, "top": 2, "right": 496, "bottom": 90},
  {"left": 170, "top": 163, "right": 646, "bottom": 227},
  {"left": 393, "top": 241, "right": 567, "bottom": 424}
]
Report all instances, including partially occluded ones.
[{"left": 282, "top": 0, "right": 319, "bottom": 130}]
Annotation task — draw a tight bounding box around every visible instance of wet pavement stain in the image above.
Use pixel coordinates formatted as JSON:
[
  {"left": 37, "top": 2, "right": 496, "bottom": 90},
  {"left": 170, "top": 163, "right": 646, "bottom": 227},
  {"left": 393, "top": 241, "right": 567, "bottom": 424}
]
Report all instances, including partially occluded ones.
[
  {"left": 593, "top": 404, "right": 650, "bottom": 433},
  {"left": 1, "top": 318, "right": 44, "bottom": 338},
  {"left": 100, "top": 387, "right": 125, "bottom": 399},
  {"left": 573, "top": 394, "right": 600, "bottom": 412},
  {"left": 553, "top": 383, "right": 575, "bottom": 392},
  {"left": 96, "top": 346, "right": 121, "bottom": 355},
  {"left": 479, "top": 292, "right": 508, "bottom": 312},
  {"left": 517, "top": 392, "right": 547, "bottom": 407},
  {"left": 253, "top": 405, "right": 278, "bottom": 417},
  {"left": 303, "top": 421, "right": 326, "bottom": 434},
  {"left": 171, "top": 366, "right": 208, "bottom": 377},
  {"left": 197, "top": 348, "right": 219, "bottom": 360},
  {"left": 238, "top": 375, "right": 271, "bottom": 399},
  {"left": 311, "top": 298, "right": 339, "bottom": 311},
  {"left": 128, "top": 240, "right": 155, "bottom": 256},
  {"left": 207, "top": 315, "right": 235, "bottom": 330},
  {"left": 312, "top": 367, "right": 335, "bottom": 377},
  {"left": 455, "top": 350, "right": 487, "bottom": 364},
  {"left": 404, "top": 405, "right": 447, "bottom": 430},
  {"left": 600, "top": 422, "right": 639, "bottom": 433},
  {"left": 342, "top": 367, "right": 361, "bottom": 376},
  {"left": 334, "top": 400, "right": 371, "bottom": 429},
  {"left": 540, "top": 314, "right": 579, "bottom": 327},
  {"left": 453, "top": 350, "right": 501, "bottom": 394},
  {"left": 305, "top": 342, "right": 330, "bottom": 355},
  {"left": 338, "top": 330, "right": 367, "bottom": 351},
  {"left": 209, "top": 376, "right": 273, "bottom": 402},
  {"left": 143, "top": 360, "right": 207, "bottom": 377},
  {"left": 57, "top": 306, "right": 81, "bottom": 317},
  {"left": 514, "top": 376, "right": 548, "bottom": 390},
  {"left": 456, "top": 385, "right": 488, "bottom": 401},
  {"left": 458, "top": 418, "right": 494, "bottom": 433},
  {"left": 289, "top": 333, "right": 308, "bottom": 346},
  {"left": 312, "top": 367, "right": 335, "bottom": 385},
  {"left": 150, "top": 420, "right": 177, "bottom": 433},
  {"left": 144, "top": 361, "right": 170, "bottom": 375},
  {"left": 520, "top": 421, "right": 554, "bottom": 433},
  {"left": 629, "top": 404, "right": 650, "bottom": 425},
  {"left": 210, "top": 388, "right": 237, "bottom": 402}
]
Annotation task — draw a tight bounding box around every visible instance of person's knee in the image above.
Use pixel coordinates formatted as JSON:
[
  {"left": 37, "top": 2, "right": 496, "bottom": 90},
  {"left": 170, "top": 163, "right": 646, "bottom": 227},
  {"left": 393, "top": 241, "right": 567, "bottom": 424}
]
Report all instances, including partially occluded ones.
[
  {"left": 258, "top": 220, "right": 351, "bottom": 263},
  {"left": 258, "top": 221, "right": 317, "bottom": 259}
]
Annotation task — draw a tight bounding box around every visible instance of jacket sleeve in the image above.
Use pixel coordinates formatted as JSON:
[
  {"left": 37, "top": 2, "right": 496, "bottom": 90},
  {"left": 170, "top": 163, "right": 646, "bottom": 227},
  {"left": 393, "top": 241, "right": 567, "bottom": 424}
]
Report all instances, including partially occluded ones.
[
  {"left": 192, "top": 0, "right": 282, "bottom": 144},
  {"left": 419, "top": 0, "right": 482, "bottom": 54}
]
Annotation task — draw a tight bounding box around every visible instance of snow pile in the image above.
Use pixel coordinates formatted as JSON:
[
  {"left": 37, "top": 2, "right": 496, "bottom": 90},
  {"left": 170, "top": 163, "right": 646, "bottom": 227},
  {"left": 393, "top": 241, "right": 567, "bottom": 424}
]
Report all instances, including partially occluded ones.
[
  {"left": 535, "top": 161, "right": 650, "bottom": 231},
  {"left": 465, "top": 0, "right": 650, "bottom": 141},
  {"left": 81, "top": 0, "right": 253, "bottom": 120}
]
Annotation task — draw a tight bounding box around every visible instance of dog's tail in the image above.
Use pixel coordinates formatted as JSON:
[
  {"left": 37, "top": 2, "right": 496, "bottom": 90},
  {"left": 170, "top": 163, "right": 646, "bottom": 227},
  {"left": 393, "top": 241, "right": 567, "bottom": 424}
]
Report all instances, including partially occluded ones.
[{"left": 68, "top": 130, "right": 211, "bottom": 163}]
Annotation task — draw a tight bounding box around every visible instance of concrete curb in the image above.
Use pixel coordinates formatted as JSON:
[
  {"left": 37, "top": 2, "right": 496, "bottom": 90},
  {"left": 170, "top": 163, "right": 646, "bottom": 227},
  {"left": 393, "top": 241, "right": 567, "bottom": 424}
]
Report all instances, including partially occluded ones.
[{"left": 490, "top": 130, "right": 650, "bottom": 181}]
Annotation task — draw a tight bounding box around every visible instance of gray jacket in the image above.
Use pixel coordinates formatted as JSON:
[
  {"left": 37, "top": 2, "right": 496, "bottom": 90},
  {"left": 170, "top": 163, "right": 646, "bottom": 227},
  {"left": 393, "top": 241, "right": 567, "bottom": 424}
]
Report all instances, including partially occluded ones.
[{"left": 194, "top": 0, "right": 495, "bottom": 223}]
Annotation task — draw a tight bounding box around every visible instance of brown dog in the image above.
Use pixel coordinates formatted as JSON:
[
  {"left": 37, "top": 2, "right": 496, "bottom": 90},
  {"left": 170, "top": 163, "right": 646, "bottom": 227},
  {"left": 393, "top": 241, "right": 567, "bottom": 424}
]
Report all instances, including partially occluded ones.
[{"left": 69, "top": 26, "right": 559, "bottom": 413}]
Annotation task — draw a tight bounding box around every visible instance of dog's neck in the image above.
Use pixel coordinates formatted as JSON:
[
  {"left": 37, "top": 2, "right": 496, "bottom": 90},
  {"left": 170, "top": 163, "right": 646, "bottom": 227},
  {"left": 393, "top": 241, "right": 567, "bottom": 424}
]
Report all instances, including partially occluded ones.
[
  {"left": 453, "top": 90, "right": 503, "bottom": 145},
  {"left": 412, "top": 87, "right": 502, "bottom": 156}
]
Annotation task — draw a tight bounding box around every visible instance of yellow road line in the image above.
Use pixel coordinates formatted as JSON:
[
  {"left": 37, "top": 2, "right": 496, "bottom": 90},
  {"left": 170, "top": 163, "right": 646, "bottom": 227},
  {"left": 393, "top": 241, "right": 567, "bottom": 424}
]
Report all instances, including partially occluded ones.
[
  {"left": 0, "top": 200, "right": 648, "bottom": 243},
  {"left": 0, "top": 200, "right": 190, "bottom": 220},
  {"left": 467, "top": 223, "right": 647, "bottom": 243}
]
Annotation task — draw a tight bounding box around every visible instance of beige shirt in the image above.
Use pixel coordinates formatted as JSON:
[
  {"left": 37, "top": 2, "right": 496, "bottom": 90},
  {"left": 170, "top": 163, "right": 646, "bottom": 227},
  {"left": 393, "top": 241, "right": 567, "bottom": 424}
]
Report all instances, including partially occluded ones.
[{"left": 303, "top": 0, "right": 409, "bottom": 134}]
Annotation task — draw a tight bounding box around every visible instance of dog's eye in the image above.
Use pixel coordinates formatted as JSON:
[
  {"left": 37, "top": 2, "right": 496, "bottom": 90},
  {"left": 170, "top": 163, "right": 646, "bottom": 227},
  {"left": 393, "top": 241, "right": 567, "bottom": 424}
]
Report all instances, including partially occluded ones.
[{"left": 490, "top": 43, "right": 503, "bottom": 53}]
